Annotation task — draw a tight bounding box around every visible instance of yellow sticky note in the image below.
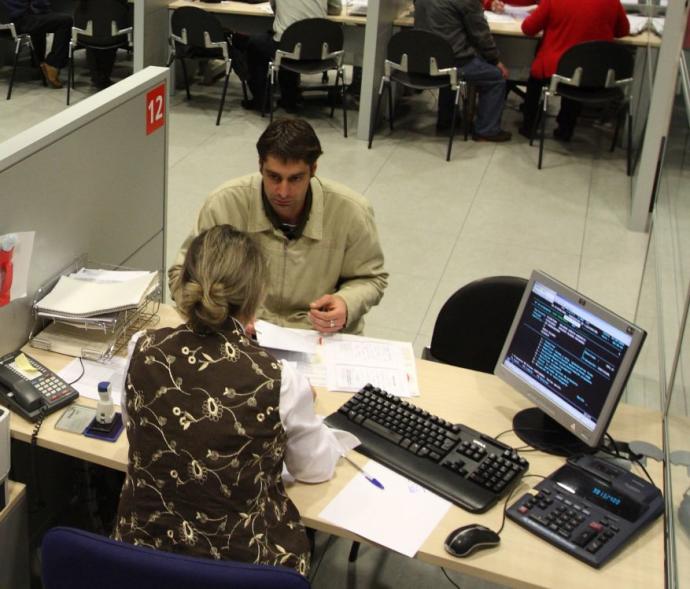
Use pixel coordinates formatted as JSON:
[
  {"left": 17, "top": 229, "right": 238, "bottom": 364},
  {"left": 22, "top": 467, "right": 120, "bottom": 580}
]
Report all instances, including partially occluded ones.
[{"left": 14, "top": 353, "right": 39, "bottom": 375}]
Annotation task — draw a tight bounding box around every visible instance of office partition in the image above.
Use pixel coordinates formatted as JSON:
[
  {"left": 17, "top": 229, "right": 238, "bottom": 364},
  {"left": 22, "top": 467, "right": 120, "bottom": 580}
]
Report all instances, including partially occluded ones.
[{"left": 0, "top": 66, "right": 169, "bottom": 356}]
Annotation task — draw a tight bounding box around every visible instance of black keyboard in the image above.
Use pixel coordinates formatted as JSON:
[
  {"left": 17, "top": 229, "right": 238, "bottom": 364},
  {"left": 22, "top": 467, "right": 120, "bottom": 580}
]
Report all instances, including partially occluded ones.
[{"left": 325, "top": 384, "right": 529, "bottom": 513}]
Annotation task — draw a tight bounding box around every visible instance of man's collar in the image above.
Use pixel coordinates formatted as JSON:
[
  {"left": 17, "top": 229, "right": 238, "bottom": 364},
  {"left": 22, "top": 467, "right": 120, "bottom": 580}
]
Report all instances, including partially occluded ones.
[{"left": 248, "top": 173, "right": 324, "bottom": 240}]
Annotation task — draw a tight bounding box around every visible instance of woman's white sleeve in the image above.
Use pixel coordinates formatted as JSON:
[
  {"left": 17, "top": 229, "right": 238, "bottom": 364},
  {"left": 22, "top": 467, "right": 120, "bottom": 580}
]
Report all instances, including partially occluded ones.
[
  {"left": 119, "top": 330, "right": 144, "bottom": 427},
  {"left": 279, "top": 361, "right": 359, "bottom": 483}
]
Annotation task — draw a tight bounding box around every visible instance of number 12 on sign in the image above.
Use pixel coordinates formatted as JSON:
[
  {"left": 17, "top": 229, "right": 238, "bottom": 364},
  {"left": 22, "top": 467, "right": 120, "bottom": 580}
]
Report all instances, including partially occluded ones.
[{"left": 146, "top": 84, "right": 166, "bottom": 135}]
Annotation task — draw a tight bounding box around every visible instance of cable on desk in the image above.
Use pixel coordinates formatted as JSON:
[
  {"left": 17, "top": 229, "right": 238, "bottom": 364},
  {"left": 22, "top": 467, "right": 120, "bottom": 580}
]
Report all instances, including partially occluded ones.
[
  {"left": 307, "top": 532, "right": 335, "bottom": 584},
  {"left": 496, "top": 474, "right": 546, "bottom": 535},
  {"left": 441, "top": 566, "right": 462, "bottom": 589},
  {"left": 67, "top": 356, "right": 85, "bottom": 385},
  {"left": 596, "top": 438, "right": 656, "bottom": 486}
]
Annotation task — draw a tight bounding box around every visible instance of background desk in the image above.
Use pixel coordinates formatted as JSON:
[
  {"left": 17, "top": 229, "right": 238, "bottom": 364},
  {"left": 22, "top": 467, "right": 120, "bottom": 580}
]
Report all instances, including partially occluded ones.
[{"left": 9, "top": 304, "right": 664, "bottom": 589}]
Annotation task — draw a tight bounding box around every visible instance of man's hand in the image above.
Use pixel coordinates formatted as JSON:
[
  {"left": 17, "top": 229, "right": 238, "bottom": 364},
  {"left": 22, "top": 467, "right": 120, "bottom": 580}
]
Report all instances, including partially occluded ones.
[
  {"left": 244, "top": 320, "right": 256, "bottom": 338},
  {"left": 497, "top": 61, "right": 510, "bottom": 79},
  {"left": 309, "top": 294, "right": 348, "bottom": 334},
  {"left": 491, "top": 0, "right": 506, "bottom": 13}
]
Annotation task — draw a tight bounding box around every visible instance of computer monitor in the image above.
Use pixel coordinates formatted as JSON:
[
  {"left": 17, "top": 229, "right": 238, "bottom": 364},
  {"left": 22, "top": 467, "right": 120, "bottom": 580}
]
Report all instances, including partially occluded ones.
[{"left": 494, "top": 270, "right": 646, "bottom": 456}]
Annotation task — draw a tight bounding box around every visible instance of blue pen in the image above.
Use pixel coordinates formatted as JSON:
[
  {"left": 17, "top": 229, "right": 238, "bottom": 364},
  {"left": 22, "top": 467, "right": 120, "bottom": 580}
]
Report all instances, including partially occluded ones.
[{"left": 343, "top": 456, "right": 385, "bottom": 490}]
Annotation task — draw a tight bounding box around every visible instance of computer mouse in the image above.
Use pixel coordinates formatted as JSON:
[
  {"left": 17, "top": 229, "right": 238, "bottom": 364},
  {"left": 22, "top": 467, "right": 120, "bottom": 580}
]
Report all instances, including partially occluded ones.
[{"left": 444, "top": 524, "right": 500, "bottom": 557}]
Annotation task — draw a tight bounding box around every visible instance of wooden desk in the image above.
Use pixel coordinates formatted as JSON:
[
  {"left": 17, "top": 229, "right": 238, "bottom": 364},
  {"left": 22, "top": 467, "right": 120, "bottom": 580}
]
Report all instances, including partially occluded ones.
[
  {"left": 168, "top": 0, "right": 366, "bottom": 26},
  {"left": 9, "top": 305, "right": 664, "bottom": 589},
  {"left": 392, "top": 10, "right": 661, "bottom": 48}
]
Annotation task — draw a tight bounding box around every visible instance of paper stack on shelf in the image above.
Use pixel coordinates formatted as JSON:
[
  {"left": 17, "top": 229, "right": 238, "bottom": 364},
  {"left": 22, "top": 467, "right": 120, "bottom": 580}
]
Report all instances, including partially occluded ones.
[
  {"left": 31, "top": 267, "right": 160, "bottom": 361},
  {"left": 35, "top": 270, "right": 158, "bottom": 317}
]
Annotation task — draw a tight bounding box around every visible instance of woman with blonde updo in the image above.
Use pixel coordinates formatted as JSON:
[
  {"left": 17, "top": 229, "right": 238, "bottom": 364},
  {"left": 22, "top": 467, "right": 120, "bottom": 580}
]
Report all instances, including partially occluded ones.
[{"left": 114, "top": 225, "right": 357, "bottom": 575}]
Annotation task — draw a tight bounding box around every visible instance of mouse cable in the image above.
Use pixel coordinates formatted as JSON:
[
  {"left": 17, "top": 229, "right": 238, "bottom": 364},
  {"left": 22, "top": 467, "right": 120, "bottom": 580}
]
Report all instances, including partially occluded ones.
[
  {"left": 440, "top": 566, "right": 462, "bottom": 589},
  {"left": 496, "top": 474, "right": 546, "bottom": 535},
  {"left": 307, "top": 532, "right": 335, "bottom": 584}
]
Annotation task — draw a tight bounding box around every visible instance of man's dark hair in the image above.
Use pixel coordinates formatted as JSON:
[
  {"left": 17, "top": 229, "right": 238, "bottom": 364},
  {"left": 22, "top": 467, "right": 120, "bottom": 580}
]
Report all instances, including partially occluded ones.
[{"left": 256, "top": 118, "right": 323, "bottom": 166}]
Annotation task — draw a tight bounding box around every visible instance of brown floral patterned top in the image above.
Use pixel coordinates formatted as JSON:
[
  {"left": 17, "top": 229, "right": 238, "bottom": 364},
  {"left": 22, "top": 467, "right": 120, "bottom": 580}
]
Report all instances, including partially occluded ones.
[{"left": 114, "top": 322, "right": 310, "bottom": 574}]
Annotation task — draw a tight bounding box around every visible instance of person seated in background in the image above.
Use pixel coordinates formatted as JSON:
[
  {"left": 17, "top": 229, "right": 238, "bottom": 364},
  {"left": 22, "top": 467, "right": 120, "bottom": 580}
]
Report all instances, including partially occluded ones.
[
  {"left": 170, "top": 118, "right": 388, "bottom": 336},
  {"left": 75, "top": 0, "right": 129, "bottom": 89},
  {"left": 114, "top": 224, "right": 358, "bottom": 575},
  {"left": 519, "top": 0, "right": 630, "bottom": 141},
  {"left": 244, "top": 0, "right": 342, "bottom": 112},
  {"left": 482, "top": 0, "right": 537, "bottom": 12},
  {"left": 414, "top": 0, "right": 512, "bottom": 142},
  {"left": 1, "top": 0, "right": 71, "bottom": 88}
]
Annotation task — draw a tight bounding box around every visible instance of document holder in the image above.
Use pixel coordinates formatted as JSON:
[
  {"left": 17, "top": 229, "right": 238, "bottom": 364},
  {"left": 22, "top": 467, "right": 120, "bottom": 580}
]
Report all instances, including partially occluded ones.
[{"left": 28, "top": 256, "right": 161, "bottom": 362}]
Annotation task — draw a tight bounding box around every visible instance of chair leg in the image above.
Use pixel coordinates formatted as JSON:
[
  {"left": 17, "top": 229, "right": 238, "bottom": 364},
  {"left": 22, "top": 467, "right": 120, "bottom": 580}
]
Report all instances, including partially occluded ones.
[
  {"left": 387, "top": 80, "right": 394, "bottom": 131},
  {"left": 348, "top": 541, "right": 361, "bottom": 563},
  {"left": 7, "top": 39, "right": 21, "bottom": 100},
  {"left": 241, "top": 79, "right": 248, "bottom": 102},
  {"left": 180, "top": 57, "right": 191, "bottom": 101},
  {"left": 268, "top": 68, "right": 275, "bottom": 122},
  {"left": 464, "top": 85, "right": 476, "bottom": 141},
  {"left": 340, "top": 68, "right": 348, "bottom": 138},
  {"left": 329, "top": 70, "right": 338, "bottom": 119},
  {"left": 66, "top": 52, "right": 73, "bottom": 105},
  {"left": 368, "top": 78, "right": 386, "bottom": 149},
  {"left": 626, "top": 109, "right": 633, "bottom": 176},
  {"left": 610, "top": 106, "right": 623, "bottom": 153},
  {"left": 216, "top": 69, "right": 231, "bottom": 126},
  {"left": 537, "top": 96, "right": 547, "bottom": 170},
  {"left": 447, "top": 86, "right": 461, "bottom": 161}
]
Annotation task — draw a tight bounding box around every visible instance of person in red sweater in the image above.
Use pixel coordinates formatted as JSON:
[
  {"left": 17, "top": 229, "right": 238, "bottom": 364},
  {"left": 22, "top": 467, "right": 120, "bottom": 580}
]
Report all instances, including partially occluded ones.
[{"left": 519, "top": 0, "right": 630, "bottom": 140}]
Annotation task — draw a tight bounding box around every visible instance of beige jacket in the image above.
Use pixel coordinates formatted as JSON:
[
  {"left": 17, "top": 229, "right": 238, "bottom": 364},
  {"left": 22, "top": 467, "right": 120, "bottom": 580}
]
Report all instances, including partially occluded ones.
[{"left": 169, "top": 173, "right": 388, "bottom": 335}]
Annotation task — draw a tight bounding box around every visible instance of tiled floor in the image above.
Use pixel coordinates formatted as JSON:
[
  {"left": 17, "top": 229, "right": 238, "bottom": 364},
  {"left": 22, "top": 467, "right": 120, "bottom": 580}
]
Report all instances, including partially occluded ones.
[{"left": 1, "top": 60, "right": 653, "bottom": 589}]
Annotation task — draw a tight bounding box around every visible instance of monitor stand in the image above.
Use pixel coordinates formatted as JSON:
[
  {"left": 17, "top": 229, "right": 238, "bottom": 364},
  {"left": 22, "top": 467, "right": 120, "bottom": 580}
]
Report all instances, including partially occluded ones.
[{"left": 513, "top": 408, "right": 593, "bottom": 457}]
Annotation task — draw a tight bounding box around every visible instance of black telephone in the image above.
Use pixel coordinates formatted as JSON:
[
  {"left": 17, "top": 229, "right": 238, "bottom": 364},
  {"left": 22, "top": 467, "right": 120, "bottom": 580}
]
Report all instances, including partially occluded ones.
[{"left": 0, "top": 350, "right": 79, "bottom": 422}]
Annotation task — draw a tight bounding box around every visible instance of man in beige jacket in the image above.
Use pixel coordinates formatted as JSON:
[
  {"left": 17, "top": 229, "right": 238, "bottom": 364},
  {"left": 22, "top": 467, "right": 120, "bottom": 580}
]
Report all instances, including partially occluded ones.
[{"left": 169, "top": 118, "right": 388, "bottom": 335}]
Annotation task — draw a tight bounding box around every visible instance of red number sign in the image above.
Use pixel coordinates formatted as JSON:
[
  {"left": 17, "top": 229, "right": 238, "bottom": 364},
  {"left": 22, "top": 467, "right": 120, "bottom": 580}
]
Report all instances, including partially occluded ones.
[{"left": 146, "top": 83, "right": 166, "bottom": 135}]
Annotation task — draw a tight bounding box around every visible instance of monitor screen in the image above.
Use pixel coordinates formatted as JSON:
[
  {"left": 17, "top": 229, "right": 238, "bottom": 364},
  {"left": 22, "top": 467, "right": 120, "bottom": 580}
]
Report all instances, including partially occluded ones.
[{"left": 494, "top": 271, "right": 646, "bottom": 456}]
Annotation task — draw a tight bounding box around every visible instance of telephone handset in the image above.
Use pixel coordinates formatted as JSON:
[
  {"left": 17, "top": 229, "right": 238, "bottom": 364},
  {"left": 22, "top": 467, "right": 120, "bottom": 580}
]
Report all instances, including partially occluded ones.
[{"left": 0, "top": 351, "right": 79, "bottom": 422}]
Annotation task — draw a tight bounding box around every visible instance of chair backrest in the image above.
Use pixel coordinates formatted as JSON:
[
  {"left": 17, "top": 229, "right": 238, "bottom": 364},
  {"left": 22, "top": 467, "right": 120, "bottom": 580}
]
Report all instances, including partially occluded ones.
[
  {"left": 428, "top": 276, "right": 528, "bottom": 373},
  {"left": 41, "top": 527, "right": 311, "bottom": 589},
  {"left": 556, "top": 41, "right": 634, "bottom": 88},
  {"left": 387, "top": 30, "right": 455, "bottom": 74},
  {"left": 73, "top": 0, "right": 130, "bottom": 44},
  {"left": 170, "top": 6, "right": 227, "bottom": 49},
  {"left": 278, "top": 18, "right": 344, "bottom": 59}
]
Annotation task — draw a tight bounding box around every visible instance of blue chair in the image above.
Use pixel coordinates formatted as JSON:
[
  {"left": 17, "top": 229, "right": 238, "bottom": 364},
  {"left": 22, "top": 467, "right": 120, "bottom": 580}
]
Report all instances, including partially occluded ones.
[{"left": 41, "top": 526, "right": 311, "bottom": 589}]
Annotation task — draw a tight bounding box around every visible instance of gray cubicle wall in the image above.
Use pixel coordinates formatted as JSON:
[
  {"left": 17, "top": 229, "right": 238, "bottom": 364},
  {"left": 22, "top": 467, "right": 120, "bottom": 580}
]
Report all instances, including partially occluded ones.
[{"left": 0, "top": 66, "right": 168, "bottom": 356}]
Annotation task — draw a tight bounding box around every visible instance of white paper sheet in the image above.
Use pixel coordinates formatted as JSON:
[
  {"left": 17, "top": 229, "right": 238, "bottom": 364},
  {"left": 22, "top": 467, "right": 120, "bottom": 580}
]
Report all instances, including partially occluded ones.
[
  {"left": 255, "top": 320, "right": 319, "bottom": 354},
  {"left": 504, "top": 5, "right": 535, "bottom": 19},
  {"left": 319, "top": 460, "right": 451, "bottom": 557},
  {"left": 58, "top": 356, "right": 128, "bottom": 406}
]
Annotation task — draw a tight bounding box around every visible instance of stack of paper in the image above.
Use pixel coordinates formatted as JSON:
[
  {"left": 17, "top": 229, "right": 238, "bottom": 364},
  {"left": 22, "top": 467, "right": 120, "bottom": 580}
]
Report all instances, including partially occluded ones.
[
  {"left": 36, "top": 270, "right": 158, "bottom": 317},
  {"left": 347, "top": 0, "right": 367, "bottom": 16},
  {"left": 255, "top": 321, "right": 419, "bottom": 397}
]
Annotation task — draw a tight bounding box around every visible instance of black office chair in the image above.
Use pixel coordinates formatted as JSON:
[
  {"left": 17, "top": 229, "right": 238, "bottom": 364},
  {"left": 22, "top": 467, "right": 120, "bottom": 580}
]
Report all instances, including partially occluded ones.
[
  {"left": 368, "top": 30, "right": 472, "bottom": 162},
  {"left": 168, "top": 6, "right": 247, "bottom": 126},
  {"left": 66, "top": 0, "right": 132, "bottom": 104},
  {"left": 265, "top": 18, "right": 348, "bottom": 137},
  {"left": 530, "top": 41, "right": 634, "bottom": 175},
  {"left": 0, "top": 3, "right": 42, "bottom": 100},
  {"left": 423, "top": 276, "right": 528, "bottom": 373}
]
